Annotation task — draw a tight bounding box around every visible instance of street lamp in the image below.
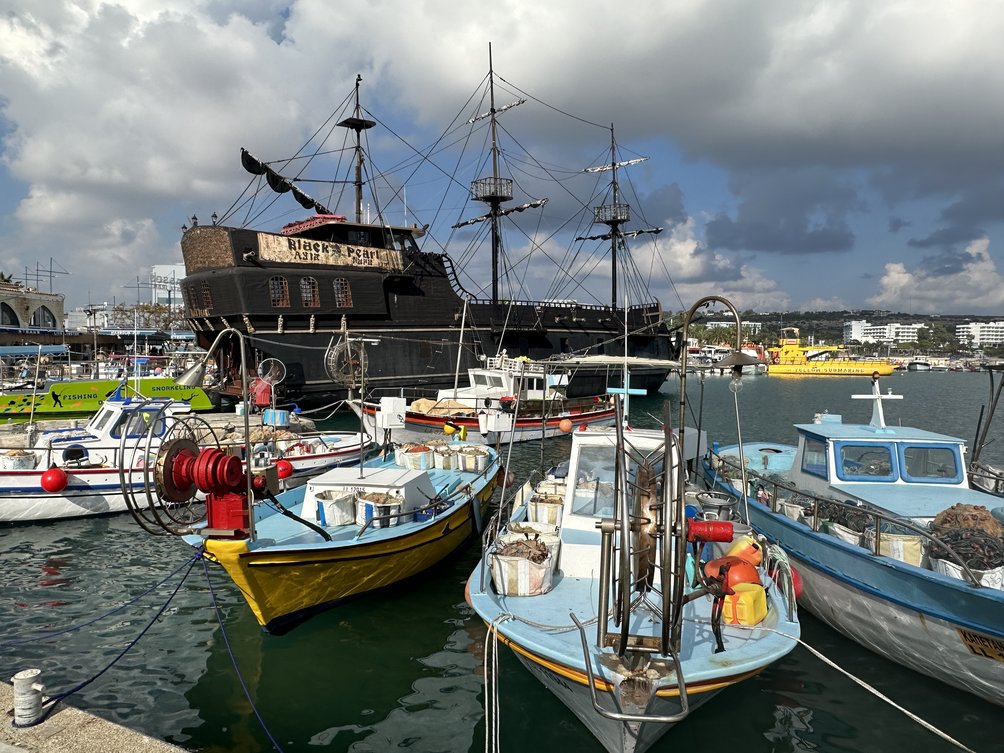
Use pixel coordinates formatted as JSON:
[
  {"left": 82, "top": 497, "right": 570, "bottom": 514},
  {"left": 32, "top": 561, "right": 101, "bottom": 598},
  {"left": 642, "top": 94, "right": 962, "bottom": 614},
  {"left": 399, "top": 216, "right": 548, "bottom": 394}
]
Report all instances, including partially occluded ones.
[{"left": 175, "top": 327, "right": 255, "bottom": 536}]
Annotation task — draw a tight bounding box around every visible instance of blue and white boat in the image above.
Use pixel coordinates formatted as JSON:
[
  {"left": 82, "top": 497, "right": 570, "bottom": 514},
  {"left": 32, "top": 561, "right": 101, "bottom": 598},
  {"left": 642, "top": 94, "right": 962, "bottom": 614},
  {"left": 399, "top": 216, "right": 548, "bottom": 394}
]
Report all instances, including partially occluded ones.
[
  {"left": 467, "top": 416, "right": 800, "bottom": 753},
  {"left": 703, "top": 375, "right": 1004, "bottom": 708}
]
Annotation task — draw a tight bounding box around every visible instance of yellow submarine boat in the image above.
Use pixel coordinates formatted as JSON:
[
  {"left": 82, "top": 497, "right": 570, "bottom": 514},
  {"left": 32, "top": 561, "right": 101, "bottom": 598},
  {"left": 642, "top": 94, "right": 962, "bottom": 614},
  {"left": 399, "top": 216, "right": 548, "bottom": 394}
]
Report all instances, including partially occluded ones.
[{"left": 767, "top": 327, "right": 894, "bottom": 376}]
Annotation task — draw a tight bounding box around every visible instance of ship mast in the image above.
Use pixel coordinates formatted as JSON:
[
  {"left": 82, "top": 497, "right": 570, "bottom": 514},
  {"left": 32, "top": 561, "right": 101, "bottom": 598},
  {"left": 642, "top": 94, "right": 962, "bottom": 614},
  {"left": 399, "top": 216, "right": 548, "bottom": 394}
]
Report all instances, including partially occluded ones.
[
  {"left": 579, "top": 126, "right": 662, "bottom": 309},
  {"left": 337, "top": 74, "right": 376, "bottom": 224},
  {"left": 453, "top": 46, "right": 546, "bottom": 304}
]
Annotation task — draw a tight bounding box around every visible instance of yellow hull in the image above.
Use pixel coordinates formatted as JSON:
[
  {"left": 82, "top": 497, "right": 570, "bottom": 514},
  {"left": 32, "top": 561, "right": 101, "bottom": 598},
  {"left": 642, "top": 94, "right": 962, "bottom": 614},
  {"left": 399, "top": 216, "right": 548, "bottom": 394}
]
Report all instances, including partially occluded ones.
[
  {"left": 769, "top": 360, "right": 894, "bottom": 376},
  {"left": 205, "top": 482, "right": 496, "bottom": 632}
]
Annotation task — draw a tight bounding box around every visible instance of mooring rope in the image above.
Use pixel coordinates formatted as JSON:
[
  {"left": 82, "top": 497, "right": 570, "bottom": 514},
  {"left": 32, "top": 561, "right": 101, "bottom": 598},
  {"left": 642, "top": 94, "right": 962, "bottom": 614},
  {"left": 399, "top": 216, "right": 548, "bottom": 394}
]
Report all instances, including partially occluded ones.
[
  {"left": 0, "top": 553, "right": 201, "bottom": 649},
  {"left": 483, "top": 614, "right": 512, "bottom": 753},
  {"left": 12, "top": 552, "right": 201, "bottom": 728},
  {"left": 201, "top": 556, "right": 285, "bottom": 753},
  {"left": 683, "top": 611, "right": 978, "bottom": 753}
]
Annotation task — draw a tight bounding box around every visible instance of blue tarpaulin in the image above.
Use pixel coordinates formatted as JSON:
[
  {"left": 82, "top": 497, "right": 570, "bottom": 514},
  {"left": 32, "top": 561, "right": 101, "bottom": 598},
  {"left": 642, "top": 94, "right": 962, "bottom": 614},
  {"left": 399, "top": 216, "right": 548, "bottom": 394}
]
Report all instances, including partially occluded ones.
[{"left": 0, "top": 345, "right": 70, "bottom": 357}]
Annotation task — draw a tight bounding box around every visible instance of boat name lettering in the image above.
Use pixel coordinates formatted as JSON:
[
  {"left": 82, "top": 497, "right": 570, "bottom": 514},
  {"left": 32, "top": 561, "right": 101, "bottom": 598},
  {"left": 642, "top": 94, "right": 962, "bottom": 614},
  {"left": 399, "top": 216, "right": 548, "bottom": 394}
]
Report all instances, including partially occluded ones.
[
  {"left": 958, "top": 629, "right": 1004, "bottom": 662},
  {"left": 256, "top": 233, "right": 403, "bottom": 270}
]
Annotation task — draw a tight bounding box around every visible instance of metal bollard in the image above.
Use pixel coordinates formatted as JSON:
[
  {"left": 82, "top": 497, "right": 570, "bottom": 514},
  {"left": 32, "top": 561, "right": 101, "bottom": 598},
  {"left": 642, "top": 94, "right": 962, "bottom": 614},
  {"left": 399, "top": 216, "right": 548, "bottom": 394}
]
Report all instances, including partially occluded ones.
[{"left": 11, "top": 668, "right": 45, "bottom": 727}]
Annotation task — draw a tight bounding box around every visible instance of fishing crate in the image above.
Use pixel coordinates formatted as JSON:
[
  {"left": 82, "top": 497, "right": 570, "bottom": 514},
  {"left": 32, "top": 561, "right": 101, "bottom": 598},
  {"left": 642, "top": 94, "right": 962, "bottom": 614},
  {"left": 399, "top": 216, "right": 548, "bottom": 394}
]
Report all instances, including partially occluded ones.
[
  {"left": 314, "top": 490, "right": 356, "bottom": 527},
  {"left": 489, "top": 551, "right": 555, "bottom": 597}
]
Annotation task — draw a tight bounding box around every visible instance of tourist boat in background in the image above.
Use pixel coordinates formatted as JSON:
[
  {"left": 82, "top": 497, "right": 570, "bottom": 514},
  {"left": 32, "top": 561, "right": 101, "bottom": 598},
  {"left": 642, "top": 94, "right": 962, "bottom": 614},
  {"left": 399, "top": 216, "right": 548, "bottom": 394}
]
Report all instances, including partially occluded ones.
[
  {"left": 129, "top": 421, "right": 501, "bottom": 634},
  {"left": 766, "top": 327, "right": 894, "bottom": 376},
  {"left": 176, "top": 57, "right": 680, "bottom": 412},
  {"left": 906, "top": 356, "right": 933, "bottom": 372},
  {"left": 0, "top": 375, "right": 215, "bottom": 422},
  {"left": 703, "top": 375, "right": 1004, "bottom": 707}
]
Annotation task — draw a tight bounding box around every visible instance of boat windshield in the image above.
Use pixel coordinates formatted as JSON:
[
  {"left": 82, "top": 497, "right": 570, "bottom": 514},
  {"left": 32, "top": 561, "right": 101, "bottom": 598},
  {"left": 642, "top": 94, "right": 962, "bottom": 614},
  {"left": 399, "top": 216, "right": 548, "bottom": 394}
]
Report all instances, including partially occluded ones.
[
  {"left": 899, "top": 444, "right": 961, "bottom": 483},
  {"left": 570, "top": 442, "right": 664, "bottom": 518}
]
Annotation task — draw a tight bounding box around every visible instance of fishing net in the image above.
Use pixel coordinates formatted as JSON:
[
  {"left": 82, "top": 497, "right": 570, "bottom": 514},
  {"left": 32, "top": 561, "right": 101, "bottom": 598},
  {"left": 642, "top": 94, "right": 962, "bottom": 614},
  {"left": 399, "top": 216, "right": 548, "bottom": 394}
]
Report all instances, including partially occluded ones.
[{"left": 928, "top": 528, "right": 1004, "bottom": 570}]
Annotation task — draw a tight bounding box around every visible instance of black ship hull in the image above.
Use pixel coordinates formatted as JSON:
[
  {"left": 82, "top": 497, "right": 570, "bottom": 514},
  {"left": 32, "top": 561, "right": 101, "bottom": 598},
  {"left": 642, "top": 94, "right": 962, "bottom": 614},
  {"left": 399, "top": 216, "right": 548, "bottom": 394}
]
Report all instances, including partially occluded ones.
[{"left": 180, "top": 226, "right": 679, "bottom": 410}]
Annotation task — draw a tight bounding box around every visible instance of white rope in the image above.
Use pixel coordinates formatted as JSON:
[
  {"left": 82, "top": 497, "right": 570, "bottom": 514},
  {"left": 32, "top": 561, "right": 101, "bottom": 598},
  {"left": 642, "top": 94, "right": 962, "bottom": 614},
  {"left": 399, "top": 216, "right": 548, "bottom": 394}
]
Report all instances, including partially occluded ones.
[
  {"left": 795, "top": 638, "right": 978, "bottom": 753},
  {"left": 681, "top": 613, "right": 977, "bottom": 753},
  {"left": 483, "top": 615, "right": 511, "bottom": 753}
]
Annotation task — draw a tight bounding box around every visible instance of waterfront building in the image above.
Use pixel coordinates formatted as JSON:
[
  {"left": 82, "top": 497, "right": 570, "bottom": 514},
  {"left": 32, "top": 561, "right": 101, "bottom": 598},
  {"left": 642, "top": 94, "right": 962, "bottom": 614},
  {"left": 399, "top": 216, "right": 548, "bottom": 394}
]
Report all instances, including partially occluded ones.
[
  {"left": 843, "top": 319, "right": 927, "bottom": 345},
  {"left": 956, "top": 320, "right": 1004, "bottom": 347}
]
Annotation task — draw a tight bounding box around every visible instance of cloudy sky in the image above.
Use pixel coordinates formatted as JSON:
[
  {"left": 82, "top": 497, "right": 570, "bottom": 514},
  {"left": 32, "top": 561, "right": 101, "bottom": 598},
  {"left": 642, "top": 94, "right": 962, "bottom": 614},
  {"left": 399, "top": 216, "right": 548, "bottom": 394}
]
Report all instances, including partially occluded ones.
[{"left": 2, "top": 0, "right": 1003, "bottom": 316}]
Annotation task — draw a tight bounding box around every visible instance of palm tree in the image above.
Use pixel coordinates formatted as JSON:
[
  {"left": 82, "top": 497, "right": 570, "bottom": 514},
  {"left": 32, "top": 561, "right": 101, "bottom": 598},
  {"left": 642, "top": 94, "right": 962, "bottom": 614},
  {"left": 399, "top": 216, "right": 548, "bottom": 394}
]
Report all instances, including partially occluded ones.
[{"left": 0, "top": 272, "right": 12, "bottom": 284}]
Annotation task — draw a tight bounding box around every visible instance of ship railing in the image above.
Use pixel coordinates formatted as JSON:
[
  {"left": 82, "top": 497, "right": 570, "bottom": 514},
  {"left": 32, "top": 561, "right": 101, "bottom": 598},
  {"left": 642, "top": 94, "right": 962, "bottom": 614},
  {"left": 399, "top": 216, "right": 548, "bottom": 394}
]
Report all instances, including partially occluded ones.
[{"left": 708, "top": 451, "right": 989, "bottom": 588}]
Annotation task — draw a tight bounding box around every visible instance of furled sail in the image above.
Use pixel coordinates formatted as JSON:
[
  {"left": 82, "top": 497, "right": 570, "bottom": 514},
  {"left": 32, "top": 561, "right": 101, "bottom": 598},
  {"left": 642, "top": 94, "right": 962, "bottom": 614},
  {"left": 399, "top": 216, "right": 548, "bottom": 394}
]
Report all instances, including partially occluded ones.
[{"left": 241, "top": 148, "right": 333, "bottom": 215}]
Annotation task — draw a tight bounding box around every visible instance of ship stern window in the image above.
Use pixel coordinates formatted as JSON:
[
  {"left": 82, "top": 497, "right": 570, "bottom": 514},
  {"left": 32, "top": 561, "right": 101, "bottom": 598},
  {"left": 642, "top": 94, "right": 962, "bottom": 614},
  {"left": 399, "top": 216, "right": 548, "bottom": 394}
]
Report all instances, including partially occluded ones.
[
  {"left": 268, "top": 276, "right": 290, "bottom": 308},
  {"left": 300, "top": 277, "right": 320, "bottom": 308},
  {"left": 199, "top": 281, "right": 213, "bottom": 310},
  {"left": 333, "top": 278, "right": 353, "bottom": 308}
]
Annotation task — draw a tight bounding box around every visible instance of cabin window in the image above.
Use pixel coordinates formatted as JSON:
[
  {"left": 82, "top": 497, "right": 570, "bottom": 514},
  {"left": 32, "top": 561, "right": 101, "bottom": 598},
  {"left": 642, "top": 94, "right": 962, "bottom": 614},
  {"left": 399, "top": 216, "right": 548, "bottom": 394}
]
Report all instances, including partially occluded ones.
[
  {"left": 109, "top": 410, "right": 167, "bottom": 439},
  {"left": 835, "top": 442, "right": 896, "bottom": 482},
  {"left": 489, "top": 375, "right": 505, "bottom": 389},
  {"left": 92, "top": 409, "right": 114, "bottom": 433},
  {"left": 801, "top": 435, "right": 828, "bottom": 479},
  {"left": 300, "top": 277, "right": 320, "bottom": 308},
  {"left": 900, "top": 444, "right": 961, "bottom": 483},
  {"left": 472, "top": 373, "right": 488, "bottom": 387},
  {"left": 199, "top": 281, "right": 213, "bottom": 310},
  {"left": 332, "top": 278, "right": 353, "bottom": 308},
  {"left": 268, "top": 276, "right": 290, "bottom": 308},
  {"left": 347, "top": 229, "right": 370, "bottom": 246}
]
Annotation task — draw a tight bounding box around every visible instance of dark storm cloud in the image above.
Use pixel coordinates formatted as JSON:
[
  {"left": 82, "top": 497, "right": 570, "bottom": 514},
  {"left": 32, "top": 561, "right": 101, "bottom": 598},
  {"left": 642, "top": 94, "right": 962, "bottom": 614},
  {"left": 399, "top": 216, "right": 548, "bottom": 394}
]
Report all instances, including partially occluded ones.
[
  {"left": 888, "top": 216, "right": 909, "bottom": 233},
  {"left": 704, "top": 170, "right": 858, "bottom": 254},
  {"left": 915, "top": 249, "right": 976, "bottom": 276},
  {"left": 940, "top": 183, "right": 1004, "bottom": 226},
  {"left": 907, "top": 225, "right": 986, "bottom": 250}
]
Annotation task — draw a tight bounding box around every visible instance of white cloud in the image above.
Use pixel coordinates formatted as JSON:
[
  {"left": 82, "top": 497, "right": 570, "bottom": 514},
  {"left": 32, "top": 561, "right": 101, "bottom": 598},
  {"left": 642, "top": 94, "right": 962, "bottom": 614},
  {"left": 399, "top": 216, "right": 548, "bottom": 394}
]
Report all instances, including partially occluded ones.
[{"left": 868, "top": 237, "right": 1004, "bottom": 313}]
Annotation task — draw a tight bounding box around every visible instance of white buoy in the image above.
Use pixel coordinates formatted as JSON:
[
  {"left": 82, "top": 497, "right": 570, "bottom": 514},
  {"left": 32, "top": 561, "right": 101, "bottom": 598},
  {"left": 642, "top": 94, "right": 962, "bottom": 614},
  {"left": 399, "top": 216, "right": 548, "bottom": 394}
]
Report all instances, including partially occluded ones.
[{"left": 11, "top": 668, "right": 45, "bottom": 727}]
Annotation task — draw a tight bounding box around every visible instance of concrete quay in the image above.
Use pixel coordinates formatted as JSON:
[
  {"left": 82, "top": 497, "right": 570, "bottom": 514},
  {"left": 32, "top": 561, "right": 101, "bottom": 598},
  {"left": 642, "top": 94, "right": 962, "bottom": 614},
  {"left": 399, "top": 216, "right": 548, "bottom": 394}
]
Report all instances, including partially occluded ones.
[{"left": 1, "top": 683, "right": 187, "bottom": 753}]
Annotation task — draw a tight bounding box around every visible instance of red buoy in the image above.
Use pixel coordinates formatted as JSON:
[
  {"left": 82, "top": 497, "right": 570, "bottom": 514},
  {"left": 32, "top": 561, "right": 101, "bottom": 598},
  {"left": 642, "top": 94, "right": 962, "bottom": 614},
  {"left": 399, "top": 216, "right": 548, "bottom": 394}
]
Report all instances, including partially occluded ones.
[
  {"left": 275, "top": 459, "right": 294, "bottom": 479},
  {"left": 40, "top": 467, "right": 69, "bottom": 493}
]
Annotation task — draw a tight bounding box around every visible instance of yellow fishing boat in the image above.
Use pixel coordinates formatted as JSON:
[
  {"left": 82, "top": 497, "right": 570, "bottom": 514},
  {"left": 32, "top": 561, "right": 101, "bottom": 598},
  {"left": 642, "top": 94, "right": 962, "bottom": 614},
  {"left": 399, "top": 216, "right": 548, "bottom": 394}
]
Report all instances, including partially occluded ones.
[{"left": 767, "top": 327, "right": 893, "bottom": 376}]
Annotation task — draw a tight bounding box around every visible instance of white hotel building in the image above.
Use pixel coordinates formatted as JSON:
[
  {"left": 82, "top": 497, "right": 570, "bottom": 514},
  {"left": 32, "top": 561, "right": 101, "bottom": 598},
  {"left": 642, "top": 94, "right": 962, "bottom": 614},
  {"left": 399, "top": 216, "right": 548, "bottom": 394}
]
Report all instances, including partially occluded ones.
[
  {"left": 843, "top": 320, "right": 927, "bottom": 344},
  {"left": 956, "top": 321, "right": 1004, "bottom": 348}
]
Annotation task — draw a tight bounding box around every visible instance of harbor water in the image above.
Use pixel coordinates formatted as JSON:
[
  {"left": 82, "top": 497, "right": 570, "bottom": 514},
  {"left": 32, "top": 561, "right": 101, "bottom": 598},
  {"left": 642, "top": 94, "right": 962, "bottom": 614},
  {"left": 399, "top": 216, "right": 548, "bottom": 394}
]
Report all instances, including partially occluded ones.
[{"left": 1, "top": 371, "right": 1002, "bottom": 753}]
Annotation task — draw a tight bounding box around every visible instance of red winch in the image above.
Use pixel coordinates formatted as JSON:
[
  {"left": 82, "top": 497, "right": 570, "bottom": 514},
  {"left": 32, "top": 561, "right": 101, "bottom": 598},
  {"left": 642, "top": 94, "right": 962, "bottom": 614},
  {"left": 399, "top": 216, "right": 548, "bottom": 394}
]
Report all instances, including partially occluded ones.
[{"left": 156, "top": 439, "right": 280, "bottom": 538}]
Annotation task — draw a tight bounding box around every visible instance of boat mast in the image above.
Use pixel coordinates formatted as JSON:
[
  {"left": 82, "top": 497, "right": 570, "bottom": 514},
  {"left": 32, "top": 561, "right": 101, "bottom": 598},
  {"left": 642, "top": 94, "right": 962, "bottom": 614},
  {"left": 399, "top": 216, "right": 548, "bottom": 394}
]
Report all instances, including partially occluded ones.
[{"left": 337, "top": 74, "right": 376, "bottom": 224}]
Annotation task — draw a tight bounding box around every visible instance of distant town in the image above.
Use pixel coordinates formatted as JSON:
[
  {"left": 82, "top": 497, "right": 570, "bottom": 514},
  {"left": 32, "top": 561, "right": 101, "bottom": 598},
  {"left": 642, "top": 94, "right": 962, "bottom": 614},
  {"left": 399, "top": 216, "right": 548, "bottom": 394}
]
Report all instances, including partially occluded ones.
[{"left": 2, "top": 264, "right": 1003, "bottom": 360}]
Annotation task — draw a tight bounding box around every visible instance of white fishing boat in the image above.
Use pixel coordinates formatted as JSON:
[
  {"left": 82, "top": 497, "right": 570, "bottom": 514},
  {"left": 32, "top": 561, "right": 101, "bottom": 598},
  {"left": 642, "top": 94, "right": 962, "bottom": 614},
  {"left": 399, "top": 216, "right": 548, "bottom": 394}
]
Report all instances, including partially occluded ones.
[{"left": 704, "top": 375, "right": 1004, "bottom": 707}]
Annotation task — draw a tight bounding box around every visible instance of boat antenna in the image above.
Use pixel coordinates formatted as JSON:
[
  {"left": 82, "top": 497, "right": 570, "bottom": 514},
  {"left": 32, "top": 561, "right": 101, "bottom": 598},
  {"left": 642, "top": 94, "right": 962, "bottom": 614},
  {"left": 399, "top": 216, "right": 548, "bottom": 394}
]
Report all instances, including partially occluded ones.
[
  {"left": 852, "top": 373, "right": 902, "bottom": 431},
  {"left": 337, "top": 74, "right": 377, "bottom": 224}
]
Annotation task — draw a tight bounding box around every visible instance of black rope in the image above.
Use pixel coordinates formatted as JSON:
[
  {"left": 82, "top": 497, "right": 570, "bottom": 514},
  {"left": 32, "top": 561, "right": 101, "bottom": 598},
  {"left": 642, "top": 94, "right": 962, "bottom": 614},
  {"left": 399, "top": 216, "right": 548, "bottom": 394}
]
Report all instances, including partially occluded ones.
[
  {"left": 13, "top": 552, "right": 202, "bottom": 728},
  {"left": 0, "top": 552, "right": 201, "bottom": 649},
  {"left": 201, "top": 557, "right": 285, "bottom": 752}
]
